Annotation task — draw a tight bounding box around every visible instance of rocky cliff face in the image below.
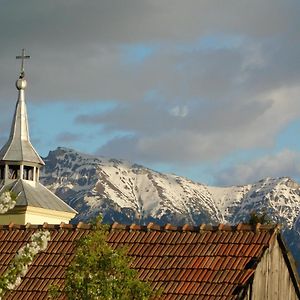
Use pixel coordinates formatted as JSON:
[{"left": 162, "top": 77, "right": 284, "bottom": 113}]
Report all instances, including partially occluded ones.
[{"left": 40, "top": 147, "right": 300, "bottom": 268}]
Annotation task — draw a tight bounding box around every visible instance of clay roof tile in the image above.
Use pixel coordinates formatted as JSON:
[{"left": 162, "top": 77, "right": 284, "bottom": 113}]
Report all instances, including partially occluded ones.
[{"left": 0, "top": 222, "right": 286, "bottom": 300}]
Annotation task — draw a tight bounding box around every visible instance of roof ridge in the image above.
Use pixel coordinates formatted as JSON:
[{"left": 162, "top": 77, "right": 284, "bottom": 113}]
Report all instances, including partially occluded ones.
[
  {"left": 0, "top": 222, "right": 281, "bottom": 233},
  {"left": 0, "top": 222, "right": 93, "bottom": 230},
  {"left": 110, "top": 222, "right": 281, "bottom": 233}
]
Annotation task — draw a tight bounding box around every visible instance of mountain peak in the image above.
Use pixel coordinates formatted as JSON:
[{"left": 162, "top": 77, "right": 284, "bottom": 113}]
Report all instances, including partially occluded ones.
[
  {"left": 40, "top": 147, "right": 300, "bottom": 273},
  {"left": 40, "top": 147, "right": 300, "bottom": 228}
]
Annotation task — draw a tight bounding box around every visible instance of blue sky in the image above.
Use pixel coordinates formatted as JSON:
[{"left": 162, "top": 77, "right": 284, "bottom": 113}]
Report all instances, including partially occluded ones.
[{"left": 1, "top": 0, "right": 300, "bottom": 186}]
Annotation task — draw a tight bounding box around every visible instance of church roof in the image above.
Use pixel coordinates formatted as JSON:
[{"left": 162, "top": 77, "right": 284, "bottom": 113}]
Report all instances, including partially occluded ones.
[
  {"left": 0, "top": 74, "right": 44, "bottom": 165},
  {"left": 0, "top": 222, "right": 298, "bottom": 299},
  {"left": 0, "top": 179, "right": 76, "bottom": 214}
]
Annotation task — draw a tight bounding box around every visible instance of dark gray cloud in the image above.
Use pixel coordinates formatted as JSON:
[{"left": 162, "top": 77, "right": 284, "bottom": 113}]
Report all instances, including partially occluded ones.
[
  {"left": 97, "top": 135, "right": 142, "bottom": 162},
  {"left": 56, "top": 132, "right": 81, "bottom": 143},
  {"left": 0, "top": 0, "right": 299, "bottom": 101}
]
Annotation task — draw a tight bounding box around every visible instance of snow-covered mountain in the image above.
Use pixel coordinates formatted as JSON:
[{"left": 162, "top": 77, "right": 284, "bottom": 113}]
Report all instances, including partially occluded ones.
[{"left": 40, "top": 147, "right": 300, "bottom": 267}]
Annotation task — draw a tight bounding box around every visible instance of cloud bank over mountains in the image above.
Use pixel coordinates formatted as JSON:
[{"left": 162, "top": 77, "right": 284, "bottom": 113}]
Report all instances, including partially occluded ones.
[{"left": 0, "top": 1, "right": 300, "bottom": 185}]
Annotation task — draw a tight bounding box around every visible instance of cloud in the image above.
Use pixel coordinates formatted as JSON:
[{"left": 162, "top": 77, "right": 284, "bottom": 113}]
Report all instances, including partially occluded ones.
[
  {"left": 56, "top": 132, "right": 81, "bottom": 143},
  {"left": 170, "top": 106, "right": 189, "bottom": 118},
  {"left": 0, "top": 0, "right": 300, "bottom": 102},
  {"left": 1, "top": 0, "right": 300, "bottom": 173},
  {"left": 214, "top": 150, "right": 300, "bottom": 186},
  {"left": 96, "top": 135, "right": 141, "bottom": 161},
  {"left": 81, "top": 84, "right": 300, "bottom": 164}
]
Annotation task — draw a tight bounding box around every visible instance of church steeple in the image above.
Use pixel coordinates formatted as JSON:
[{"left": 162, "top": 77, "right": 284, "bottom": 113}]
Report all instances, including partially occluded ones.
[
  {"left": 0, "top": 49, "right": 76, "bottom": 224},
  {"left": 0, "top": 49, "right": 44, "bottom": 182}
]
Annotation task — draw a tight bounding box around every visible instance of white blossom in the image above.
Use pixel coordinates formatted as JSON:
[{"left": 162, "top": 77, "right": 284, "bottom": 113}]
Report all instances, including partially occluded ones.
[
  {"left": 0, "top": 192, "right": 16, "bottom": 214},
  {"left": 0, "top": 230, "right": 51, "bottom": 299}
]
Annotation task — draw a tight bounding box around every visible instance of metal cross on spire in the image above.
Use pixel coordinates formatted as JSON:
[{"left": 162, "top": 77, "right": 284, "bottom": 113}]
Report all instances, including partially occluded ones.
[{"left": 16, "top": 49, "right": 30, "bottom": 78}]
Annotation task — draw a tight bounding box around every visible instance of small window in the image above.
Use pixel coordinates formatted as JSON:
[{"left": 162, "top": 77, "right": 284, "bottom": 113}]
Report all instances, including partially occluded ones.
[
  {"left": 0, "top": 166, "right": 4, "bottom": 179},
  {"left": 8, "top": 165, "right": 19, "bottom": 179},
  {"left": 24, "top": 166, "right": 34, "bottom": 180}
]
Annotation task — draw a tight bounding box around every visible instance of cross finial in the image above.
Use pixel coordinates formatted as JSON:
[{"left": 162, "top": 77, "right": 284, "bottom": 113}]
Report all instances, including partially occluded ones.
[{"left": 16, "top": 49, "right": 30, "bottom": 78}]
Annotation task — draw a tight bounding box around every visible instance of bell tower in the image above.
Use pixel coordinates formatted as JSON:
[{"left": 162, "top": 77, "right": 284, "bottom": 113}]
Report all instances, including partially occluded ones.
[
  {"left": 0, "top": 49, "right": 44, "bottom": 184},
  {"left": 0, "top": 49, "right": 77, "bottom": 224}
]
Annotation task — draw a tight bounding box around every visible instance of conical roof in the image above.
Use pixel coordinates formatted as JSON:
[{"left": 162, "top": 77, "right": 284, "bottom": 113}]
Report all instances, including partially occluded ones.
[{"left": 0, "top": 75, "right": 44, "bottom": 165}]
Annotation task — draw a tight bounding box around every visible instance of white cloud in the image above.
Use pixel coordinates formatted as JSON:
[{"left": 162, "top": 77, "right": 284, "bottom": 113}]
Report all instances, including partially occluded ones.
[
  {"left": 170, "top": 106, "right": 188, "bottom": 118},
  {"left": 214, "top": 150, "right": 300, "bottom": 186}
]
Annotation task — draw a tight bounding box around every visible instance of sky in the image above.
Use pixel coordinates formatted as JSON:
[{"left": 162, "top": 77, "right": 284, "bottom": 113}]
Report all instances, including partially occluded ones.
[{"left": 1, "top": 0, "right": 300, "bottom": 186}]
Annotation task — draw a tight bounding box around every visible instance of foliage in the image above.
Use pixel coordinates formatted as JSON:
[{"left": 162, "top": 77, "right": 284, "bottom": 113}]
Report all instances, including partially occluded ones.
[
  {"left": 247, "top": 210, "right": 272, "bottom": 225},
  {"left": 0, "top": 191, "right": 50, "bottom": 299},
  {"left": 0, "top": 191, "right": 17, "bottom": 214},
  {"left": 0, "top": 230, "right": 50, "bottom": 299},
  {"left": 50, "top": 216, "right": 157, "bottom": 300}
]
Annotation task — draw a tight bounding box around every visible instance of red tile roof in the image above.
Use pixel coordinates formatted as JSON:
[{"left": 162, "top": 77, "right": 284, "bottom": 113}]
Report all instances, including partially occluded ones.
[{"left": 0, "top": 222, "right": 296, "bottom": 299}]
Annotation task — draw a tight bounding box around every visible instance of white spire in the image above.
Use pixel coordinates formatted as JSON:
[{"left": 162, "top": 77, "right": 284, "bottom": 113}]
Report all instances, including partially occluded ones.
[
  {"left": 0, "top": 50, "right": 44, "bottom": 165},
  {"left": 0, "top": 49, "right": 77, "bottom": 225}
]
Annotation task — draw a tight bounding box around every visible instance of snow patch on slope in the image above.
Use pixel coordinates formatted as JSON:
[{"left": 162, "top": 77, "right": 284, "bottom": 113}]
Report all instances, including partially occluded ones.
[{"left": 41, "top": 147, "right": 300, "bottom": 230}]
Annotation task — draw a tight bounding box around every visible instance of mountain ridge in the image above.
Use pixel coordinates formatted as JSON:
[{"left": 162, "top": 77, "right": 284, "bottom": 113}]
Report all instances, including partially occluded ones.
[
  {"left": 40, "top": 147, "right": 300, "bottom": 228},
  {"left": 40, "top": 147, "right": 300, "bottom": 270}
]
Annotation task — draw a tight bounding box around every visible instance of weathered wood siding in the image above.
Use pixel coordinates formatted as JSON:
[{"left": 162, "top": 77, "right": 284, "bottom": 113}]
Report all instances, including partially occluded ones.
[{"left": 248, "top": 238, "right": 299, "bottom": 300}]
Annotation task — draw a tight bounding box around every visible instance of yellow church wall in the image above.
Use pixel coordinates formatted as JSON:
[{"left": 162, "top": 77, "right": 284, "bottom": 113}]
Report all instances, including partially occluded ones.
[
  {"left": 0, "top": 206, "right": 75, "bottom": 225},
  {"left": 0, "top": 213, "right": 26, "bottom": 225},
  {"left": 24, "top": 206, "right": 75, "bottom": 224}
]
